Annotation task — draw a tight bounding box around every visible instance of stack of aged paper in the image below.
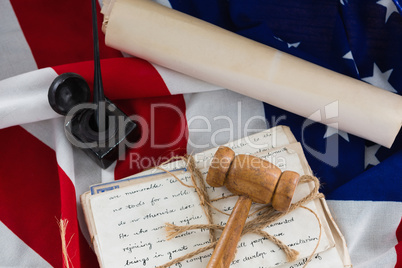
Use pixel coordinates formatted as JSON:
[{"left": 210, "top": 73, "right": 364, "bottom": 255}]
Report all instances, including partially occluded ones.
[{"left": 81, "top": 126, "right": 352, "bottom": 267}]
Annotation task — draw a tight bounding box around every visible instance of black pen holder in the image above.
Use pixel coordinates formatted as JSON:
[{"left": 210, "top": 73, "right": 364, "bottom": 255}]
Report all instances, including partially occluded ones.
[{"left": 65, "top": 99, "right": 140, "bottom": 169}]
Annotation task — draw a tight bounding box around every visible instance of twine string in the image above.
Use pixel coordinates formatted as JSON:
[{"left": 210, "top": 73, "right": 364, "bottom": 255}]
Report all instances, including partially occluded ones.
[
  {"left": 185, "top": 156, "right": 217, "bottom": 242},
  {"left": 155, "top": 156, "right": 324, "bottom": 268},
  {"left": 57, "top": 218, "right": 74, "bottom": 268}
]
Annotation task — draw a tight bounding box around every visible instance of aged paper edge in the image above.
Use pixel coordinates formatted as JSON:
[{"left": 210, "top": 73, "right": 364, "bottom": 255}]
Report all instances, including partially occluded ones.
[{"left": 81, "top": 129, "right": 351, "bottom": 267}]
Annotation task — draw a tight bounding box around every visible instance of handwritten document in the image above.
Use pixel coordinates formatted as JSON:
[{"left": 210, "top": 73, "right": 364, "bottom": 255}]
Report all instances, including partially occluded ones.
[
  {"left": 82, "top": 126, "right": 351, "bottom": 267},
  {"left": 90, "top": 126, "right": 296, "bottom": 194}
]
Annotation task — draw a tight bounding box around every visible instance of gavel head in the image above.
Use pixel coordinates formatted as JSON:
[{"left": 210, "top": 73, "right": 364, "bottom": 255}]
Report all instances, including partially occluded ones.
[{"left": 206, "top": 146, "right": 300, "bottom": 212}]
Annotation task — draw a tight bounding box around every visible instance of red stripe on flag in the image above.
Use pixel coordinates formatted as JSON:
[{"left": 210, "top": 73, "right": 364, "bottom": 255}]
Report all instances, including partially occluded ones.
[
  {"left": 114, "top": 95, "right": 189, "bottom": 179},
  {"left": 9, "top": 0, "right": 121, "bottom": 68},
  {"left": 0, "top": 126, "right": 97, "bottom": 267},
  {"left": 57, "top": 166, "right": 99, "bottom": 268},
  {"left": 53, "top": 57, "right": 172, "bottom": 99},
  {"left": 396, "top": 217, "right": 402, "bottom": 268},
  {"left": 0, "top": 126, "right": 62, "bottom": 267}
]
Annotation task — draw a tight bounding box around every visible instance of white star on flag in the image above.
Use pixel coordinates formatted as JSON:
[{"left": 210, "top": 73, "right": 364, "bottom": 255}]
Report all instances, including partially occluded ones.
[
  {"left": 274, "top": 36, "right": 301, "bottom": 48},
  {"left": 343, "top": 51, "right": 353, "bottom": 60},
  {"left": 377, "top": 0, "right": 400, "bottom": 23},
  {"left": 365, "top": 144, "right": 381, "bottom": 168},
  {"left": 343, "top": 51, "right": 359, "bottom": 75},
  {"left": 362, "top": 63, "right": 397, "bottom": 93},
  {"left": 287, "top": 42, "right": 301, "bottom": 48}
]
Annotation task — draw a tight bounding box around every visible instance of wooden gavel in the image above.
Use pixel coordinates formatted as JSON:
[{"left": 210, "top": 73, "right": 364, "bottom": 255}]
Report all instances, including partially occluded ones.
[{"left": 206, "top": 146, "right": 300, "bottom": 268}]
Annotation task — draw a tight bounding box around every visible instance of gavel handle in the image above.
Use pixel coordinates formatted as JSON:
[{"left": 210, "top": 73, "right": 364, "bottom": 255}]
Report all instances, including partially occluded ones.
[{"left": 207, "top": 195, "right": 252, "bottom": 268}]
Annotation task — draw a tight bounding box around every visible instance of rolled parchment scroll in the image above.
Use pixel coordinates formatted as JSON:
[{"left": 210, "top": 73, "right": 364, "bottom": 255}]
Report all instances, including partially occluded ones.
[{"left": 101, "top": 0, "right": 402, "bottom": 148}]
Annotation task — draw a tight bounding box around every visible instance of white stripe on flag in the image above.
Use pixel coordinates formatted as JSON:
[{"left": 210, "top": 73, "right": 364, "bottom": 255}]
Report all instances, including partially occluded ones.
[
  {"left": 21, "top": 118, "right": 105, "bottom": 195},
  {"left": 0, "top": 68, "right": 60, "bottom": 129},
  {"left": 0, "top": 221, "right": 52, "bottom": 267},
  {"left": 184, "top": 89, "right": 267, "bottom": 154},
  {"left": 0, "top": 0, "right": 37, "bottom": 80},
  {"left": 151, "top": 63, "right": 223, "bottom": 95},
  {"left": 327, "top": 200, "right": 401, "bottom": 268},
  {"left": 101, "top": 161, "right": 118, "bottom": 183},
  {"left": 0, "top": 64, "right": 222, "bottom": 130},
  {"left": 21, "top": 118, "right": 106, "bottom": 245}
]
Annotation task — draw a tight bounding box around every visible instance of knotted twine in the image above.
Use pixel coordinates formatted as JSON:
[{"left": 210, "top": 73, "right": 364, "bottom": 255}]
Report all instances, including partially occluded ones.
[{"left": 155, "top": 155, "right": 325, "bottom": 268}]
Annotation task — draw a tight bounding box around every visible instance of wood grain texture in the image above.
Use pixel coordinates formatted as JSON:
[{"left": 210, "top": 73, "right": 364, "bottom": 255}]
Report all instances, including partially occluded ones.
[
  {"left": 207, "top": 196, "right": 252, "bottom": 268},
  {"left": 206, "top": 146, "right": 235, "bottom": 187},
  {"left": 206, "top": 146, "right": 300, "bottom": 267},
  {"left": 226, "top": 154, "right": 281, "bottom": 204},
  {"left": 272, "top": 171, "right": 300, "bottom": 212}
]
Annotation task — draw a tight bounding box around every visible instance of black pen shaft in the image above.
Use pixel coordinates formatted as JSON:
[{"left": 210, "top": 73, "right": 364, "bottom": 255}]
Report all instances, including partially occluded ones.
[{"left": 91, "top": 0, "right": 105, "bottom": 132}]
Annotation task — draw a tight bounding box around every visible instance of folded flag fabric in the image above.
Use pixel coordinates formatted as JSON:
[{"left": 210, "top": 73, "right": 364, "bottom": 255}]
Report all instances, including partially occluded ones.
[{"left": 0, "top": 0, "right": 401, "bottom": 267}]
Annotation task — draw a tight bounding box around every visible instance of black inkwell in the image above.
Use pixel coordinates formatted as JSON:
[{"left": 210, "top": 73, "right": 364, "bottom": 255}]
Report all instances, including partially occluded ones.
[{"left": 48, "top": 0, "right": 140, "bottom": 169}]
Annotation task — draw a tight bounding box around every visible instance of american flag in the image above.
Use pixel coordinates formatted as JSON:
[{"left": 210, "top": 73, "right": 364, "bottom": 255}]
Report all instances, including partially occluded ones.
[{"left": 0, "top": 0, "right": 401, "bottom": 267}]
